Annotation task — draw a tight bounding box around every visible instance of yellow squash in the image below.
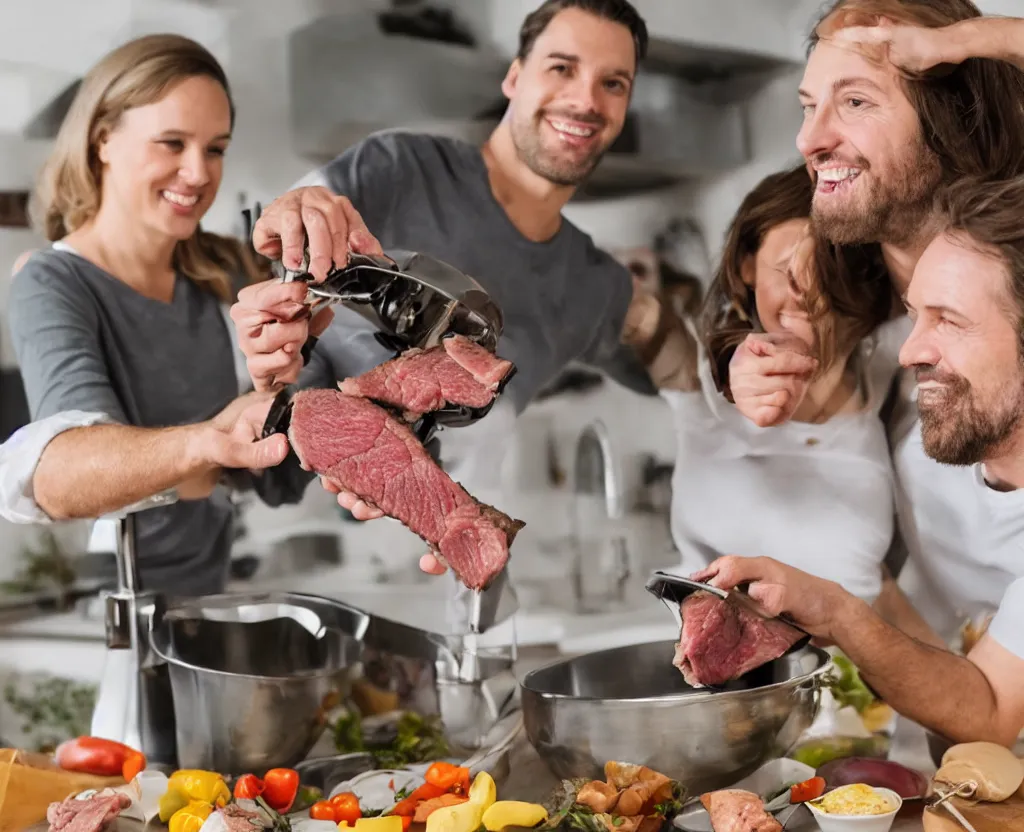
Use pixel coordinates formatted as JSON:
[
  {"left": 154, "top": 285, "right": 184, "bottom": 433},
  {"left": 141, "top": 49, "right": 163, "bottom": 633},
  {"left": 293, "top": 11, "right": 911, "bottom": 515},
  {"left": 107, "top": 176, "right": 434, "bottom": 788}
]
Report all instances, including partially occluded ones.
[
  {"left": 482, "top": 801, "right": 549, "bottom": 831},
  {"left": 425, "top": 798, "right": 484, "bottom": 832},
  {"left": 468, "top": 772, "right": 497, "bottom": 810}
]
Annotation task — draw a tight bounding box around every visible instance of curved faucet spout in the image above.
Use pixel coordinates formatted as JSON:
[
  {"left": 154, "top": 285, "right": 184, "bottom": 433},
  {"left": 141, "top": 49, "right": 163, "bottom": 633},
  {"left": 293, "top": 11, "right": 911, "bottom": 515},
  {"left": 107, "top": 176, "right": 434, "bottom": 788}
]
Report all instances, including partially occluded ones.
[{"left": 571, "top": 420, "right": 630, "bottom": 611}]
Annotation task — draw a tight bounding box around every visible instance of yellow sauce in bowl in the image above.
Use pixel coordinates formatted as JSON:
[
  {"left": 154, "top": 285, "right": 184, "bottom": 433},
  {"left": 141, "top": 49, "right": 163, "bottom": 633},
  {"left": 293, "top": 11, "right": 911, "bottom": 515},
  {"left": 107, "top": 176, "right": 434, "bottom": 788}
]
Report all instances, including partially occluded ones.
[{"left": 815, "top": 784, "right": 895, "bottom": 816}]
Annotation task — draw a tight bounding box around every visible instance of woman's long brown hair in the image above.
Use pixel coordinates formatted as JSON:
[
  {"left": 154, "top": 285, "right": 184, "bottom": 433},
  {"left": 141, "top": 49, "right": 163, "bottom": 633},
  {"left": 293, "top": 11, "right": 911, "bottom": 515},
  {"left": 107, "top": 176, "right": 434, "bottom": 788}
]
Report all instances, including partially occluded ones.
[
  {"left": 700, "top": 166, "right": 892, "bottom": 397},
  {"left": 31, "top": 33, "right": 269, "bottom": 301}
]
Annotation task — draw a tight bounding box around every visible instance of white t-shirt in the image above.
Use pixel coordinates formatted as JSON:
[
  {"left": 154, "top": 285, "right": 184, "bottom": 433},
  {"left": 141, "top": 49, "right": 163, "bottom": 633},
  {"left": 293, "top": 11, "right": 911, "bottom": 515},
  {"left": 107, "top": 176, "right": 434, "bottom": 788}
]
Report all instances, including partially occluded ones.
[
  {"left": 989, "top": 576, "right": 1024, "bottom": 660},
  {"left": 664, "top": 324, "right": 902, "bottom": 602},
  {"left": 881, "top": 314, "right": 1024, "bottom": 651},
  {"left": 895, "top": 431, "right": 1024, "bottom": 648}
]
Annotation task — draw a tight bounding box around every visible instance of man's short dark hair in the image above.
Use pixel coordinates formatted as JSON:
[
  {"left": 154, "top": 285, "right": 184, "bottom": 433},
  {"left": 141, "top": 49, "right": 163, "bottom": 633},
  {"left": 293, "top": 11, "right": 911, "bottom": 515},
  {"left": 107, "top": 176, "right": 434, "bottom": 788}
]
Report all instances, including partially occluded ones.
[
  {"left": 517, "top": 0, "right": 648, "bottom": 66},
  {"left": 938, "top": 176, "right": 1024, "bottom": 354}
]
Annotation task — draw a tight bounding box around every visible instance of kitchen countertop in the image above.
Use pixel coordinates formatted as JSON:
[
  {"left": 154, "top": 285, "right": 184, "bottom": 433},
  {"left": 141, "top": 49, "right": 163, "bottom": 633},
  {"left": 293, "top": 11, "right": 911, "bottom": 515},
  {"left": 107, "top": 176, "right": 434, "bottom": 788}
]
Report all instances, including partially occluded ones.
[
  {"left": 26, "top": 727, "right": 928, "bottom": 832},
  {"left": 11, "top": 635, "right": 935, "bottom": 832},
  {"left": 501, "top": 737, "right": 927, "bottom": 831}
]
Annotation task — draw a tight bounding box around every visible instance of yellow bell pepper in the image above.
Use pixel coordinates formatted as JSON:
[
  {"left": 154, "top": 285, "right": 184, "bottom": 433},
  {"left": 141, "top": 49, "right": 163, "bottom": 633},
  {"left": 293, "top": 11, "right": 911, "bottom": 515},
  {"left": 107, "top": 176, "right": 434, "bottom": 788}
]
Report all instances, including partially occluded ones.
[
  {"left": 169, "top": 801, "right": 213, "bottom": 832},
  {"left": 159, "top": 787, "right": 191, "bottom": 823},
  {"left": 468, "top": 772, "right": 496, "bottom": 810},
  {"left": 482, "top": 801, "right": 549, "bottom": 831},
  {"left": 168, "top": 770, "right": 231, "bottom": 806}
]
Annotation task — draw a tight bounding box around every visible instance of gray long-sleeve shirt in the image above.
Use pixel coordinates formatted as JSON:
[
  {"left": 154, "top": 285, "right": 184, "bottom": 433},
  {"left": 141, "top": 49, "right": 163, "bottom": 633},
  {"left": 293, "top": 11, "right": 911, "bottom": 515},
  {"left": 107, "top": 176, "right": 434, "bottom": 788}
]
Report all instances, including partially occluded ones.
[{"left": 6, "top": 247, "right": 310, "bottom": 596}]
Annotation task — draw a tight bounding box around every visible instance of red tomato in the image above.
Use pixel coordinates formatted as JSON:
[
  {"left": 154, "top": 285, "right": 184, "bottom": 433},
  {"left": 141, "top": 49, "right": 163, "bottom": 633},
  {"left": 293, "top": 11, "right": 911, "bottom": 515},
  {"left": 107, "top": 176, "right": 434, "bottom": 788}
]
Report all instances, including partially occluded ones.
[
  {"left": 54, "top": 737, "right": 147, "bottom": 782},
  {"left": 330, "top": 792, "right": 363, "bottom": 826},
  {"left": 234, "top": 774, "right": 265, "bottom": 801},
  {"left": 262, "top": 768, "right": 300, "bottom": 814},
  {"left": 310, "top": 801, "right": 336, "bottom": 821}
]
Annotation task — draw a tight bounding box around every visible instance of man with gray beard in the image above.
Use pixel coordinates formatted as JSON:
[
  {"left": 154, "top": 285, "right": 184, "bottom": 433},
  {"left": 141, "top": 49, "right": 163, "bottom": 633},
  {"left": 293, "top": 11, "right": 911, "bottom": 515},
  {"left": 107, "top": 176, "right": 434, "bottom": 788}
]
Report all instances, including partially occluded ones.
[{"left": 725, "top": 0, "right": 1024, "bottom": 651}]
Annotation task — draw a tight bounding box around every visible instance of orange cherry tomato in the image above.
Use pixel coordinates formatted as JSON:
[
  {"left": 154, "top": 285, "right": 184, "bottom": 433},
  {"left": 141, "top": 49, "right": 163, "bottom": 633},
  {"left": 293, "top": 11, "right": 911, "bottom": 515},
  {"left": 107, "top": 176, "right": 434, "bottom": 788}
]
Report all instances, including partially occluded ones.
[
  {"left": 330, "top": 792, "right": 363, "bottom": 826},
  {"left": 310, "top": 801, "right": 336, "bottom": 821}
]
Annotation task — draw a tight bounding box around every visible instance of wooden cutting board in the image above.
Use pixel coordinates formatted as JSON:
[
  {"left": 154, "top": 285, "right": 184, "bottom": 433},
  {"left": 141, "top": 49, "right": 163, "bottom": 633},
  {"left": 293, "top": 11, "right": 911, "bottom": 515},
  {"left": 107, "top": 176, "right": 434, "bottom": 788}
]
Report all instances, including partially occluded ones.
[
  {"left": 0, "top": 749, "right": 123, "bottom": 832},
  {"left": 923, "top": 793, "right": 1024, "bottom": 831}
]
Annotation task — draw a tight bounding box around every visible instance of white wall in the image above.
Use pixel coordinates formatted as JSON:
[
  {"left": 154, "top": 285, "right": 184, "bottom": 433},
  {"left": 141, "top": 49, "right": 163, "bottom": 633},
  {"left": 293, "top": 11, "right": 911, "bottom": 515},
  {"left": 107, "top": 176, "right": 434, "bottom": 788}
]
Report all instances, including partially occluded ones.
[{"left": 0, "top": 137, "right": 52, "bottom": 368}]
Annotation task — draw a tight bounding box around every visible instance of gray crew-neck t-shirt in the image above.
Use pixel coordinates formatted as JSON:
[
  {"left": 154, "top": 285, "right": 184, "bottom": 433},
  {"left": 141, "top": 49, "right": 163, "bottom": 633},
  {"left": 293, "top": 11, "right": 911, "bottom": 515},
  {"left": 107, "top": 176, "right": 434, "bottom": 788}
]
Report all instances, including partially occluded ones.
[
  {"left": 9, "top": 248, "right": 247, "bottom": 596},
  {"left": 295, "top": 131, "right": 654, "bottom": 407}
]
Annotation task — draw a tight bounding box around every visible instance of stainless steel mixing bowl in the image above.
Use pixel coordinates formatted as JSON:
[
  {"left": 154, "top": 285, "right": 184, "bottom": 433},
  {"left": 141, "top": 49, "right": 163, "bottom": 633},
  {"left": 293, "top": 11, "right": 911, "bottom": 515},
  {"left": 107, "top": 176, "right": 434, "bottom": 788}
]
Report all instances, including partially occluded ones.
[
  {"left": 150, "top": 591, "right": 368, "bottom": 774},
  {"left": 520, "top": 640, "right": 831, "bottom": 794}
]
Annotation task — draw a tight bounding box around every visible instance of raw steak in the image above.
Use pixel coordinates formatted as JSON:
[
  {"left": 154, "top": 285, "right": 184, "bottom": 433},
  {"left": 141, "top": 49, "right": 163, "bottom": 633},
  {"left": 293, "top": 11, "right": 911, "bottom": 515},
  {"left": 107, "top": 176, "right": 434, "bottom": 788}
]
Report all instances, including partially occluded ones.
[
  {"left": 673, "top": 591, "right": 803, "bottom": 687},
  {"left": 289, "top": 388, "right": 523, "bottom": 589},
  {"left": 47, "top": 793, "right": 131, "bottom": 832},
  {"left": 220, "top": 803, "right": 265, "bottom": 832},
  {"left": 699, "top": 790, "right": 781, "bottom": 832},
  {"left": 339, "top": 334, "right": 515, "bottom": 420}
]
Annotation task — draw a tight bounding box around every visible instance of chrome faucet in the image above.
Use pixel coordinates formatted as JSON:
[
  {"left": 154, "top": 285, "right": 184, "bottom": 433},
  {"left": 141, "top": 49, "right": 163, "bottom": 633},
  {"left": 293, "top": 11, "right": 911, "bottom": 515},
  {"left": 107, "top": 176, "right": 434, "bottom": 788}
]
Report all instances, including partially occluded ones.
[
  {"left": 90, "top": 496, "right": 178, "bottom": 767},
  {"left": 570, "top": 420, "right": 630, "bottom": 612}
]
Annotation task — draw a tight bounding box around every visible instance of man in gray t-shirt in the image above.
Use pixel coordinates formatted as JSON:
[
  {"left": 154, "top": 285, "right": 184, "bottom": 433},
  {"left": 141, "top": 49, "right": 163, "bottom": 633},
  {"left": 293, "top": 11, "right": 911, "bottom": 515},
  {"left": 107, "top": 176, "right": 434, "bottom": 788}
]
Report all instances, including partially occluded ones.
[
  {"left": 231, "top": 0, "right": 688, "bottom": 484},
  {"left": 231, "top": 0, "right": 698, "bottom": 624}
]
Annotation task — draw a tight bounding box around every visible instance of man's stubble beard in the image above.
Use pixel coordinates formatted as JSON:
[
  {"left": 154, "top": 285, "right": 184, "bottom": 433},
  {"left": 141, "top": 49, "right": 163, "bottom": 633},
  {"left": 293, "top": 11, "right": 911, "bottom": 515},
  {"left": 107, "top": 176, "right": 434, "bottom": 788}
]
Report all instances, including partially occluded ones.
[
  {"left": 919, "top": 370, "right": 1024, "bottom": 467},
  {"left": 509, "top": 111, "right": 611, "bottom": 188},
  {"left": 812, "top": 136, "right": 943, "bottom": 248}
]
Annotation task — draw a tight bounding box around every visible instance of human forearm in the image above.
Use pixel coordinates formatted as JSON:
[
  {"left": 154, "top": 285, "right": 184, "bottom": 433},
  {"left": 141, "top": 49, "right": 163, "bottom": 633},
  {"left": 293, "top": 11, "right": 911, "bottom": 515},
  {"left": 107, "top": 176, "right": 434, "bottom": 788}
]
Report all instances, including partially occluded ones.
[
  {"left": 873, "top": 572, "right": 949, "bottom": 650},
  {"left": 32, "top": 423, "right": 216, "bottom": 520},
  {"left": 946, "top": 17, "right": 1024, "bottom": 72},
  {"left": 622, "top": 293, "right": 699, "bottom": 391},
  {"left": 833, "top": 596, "right": 1012, "bottom": 744}
]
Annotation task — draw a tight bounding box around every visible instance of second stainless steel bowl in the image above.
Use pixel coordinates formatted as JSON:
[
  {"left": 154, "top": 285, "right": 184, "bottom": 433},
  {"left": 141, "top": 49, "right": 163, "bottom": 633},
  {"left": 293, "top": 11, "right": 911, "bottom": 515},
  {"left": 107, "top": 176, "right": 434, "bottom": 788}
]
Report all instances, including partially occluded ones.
[
  {"left": 151, "top": 591, "right": 367, "bottom": 774},
  {"left": 521, "top": 640, "right": 830, "bottom": 794}
]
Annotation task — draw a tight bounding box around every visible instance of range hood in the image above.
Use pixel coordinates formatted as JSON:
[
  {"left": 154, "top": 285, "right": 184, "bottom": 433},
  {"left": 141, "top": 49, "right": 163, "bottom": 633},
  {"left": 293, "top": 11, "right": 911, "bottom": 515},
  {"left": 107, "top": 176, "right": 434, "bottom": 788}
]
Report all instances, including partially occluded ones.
[{"left": 288, "top": 5, "right": 508, "bottom": 160}]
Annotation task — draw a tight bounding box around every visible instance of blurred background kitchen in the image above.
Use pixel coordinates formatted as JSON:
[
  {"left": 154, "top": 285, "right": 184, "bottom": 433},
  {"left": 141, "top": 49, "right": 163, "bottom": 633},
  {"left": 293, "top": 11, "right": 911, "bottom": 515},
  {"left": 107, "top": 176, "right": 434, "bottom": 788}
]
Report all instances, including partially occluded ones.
[{"left": 0, "top": 0, "right": 1016, "bottom": 751}]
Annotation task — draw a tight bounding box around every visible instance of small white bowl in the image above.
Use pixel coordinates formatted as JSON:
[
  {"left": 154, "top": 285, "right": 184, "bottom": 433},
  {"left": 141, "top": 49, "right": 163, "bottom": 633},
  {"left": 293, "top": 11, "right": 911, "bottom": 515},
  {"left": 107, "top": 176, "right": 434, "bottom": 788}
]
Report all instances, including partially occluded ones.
[{"left": 806, "top": 787, "right": 903, "bottom": 832}]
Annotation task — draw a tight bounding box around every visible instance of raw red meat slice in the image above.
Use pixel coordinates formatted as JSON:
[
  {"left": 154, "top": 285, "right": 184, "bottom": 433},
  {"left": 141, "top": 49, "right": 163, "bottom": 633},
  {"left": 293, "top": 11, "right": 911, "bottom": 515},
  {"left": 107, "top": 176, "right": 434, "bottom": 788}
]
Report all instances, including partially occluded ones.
[
  {"left": 288, "top": 389, "right": 523, "bottom": 589},
  {"left": 47, "top": 792, "right": 131, "bottom": 832},
  {"left": 673, "top": 591, "right": 803, "bottom": 687},
  {"left": 338, "top": 334, "right": 514, "bottom": 420},
  {"left": 699, "top": 790, "right": 782, "bottom": 832}
]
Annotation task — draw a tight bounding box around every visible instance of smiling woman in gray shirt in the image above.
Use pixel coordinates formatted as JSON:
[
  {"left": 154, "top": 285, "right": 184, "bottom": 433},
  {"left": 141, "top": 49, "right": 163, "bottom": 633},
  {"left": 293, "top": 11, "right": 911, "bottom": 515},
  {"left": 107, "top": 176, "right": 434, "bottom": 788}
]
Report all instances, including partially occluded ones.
[{"left": 6, "top": 35, "right": 302, "bottom": 596}]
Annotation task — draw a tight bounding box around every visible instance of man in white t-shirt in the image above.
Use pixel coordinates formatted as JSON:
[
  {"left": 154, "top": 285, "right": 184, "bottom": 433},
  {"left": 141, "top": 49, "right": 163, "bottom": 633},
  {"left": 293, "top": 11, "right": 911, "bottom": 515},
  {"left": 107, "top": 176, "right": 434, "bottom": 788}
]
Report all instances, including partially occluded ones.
[
  {"left": 725, "top": 4, "right": 1024, "bottom": 645},
  {"left": 696, "top": 176, "right": 1024, "bottom": 746}
]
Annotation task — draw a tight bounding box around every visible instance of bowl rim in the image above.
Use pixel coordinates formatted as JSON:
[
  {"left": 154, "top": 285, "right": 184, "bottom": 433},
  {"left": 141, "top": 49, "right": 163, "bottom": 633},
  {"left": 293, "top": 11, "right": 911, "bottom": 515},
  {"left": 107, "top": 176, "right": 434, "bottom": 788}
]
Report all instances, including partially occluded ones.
[
  {"left": 519, "top": 642, "right": 833, "bottom": 704},
  {"left": 805, "top": 786, "right": 904, "bottom": 819},
  {"left": 151, "top": 618, "right": 363, "bottom": 682}
]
